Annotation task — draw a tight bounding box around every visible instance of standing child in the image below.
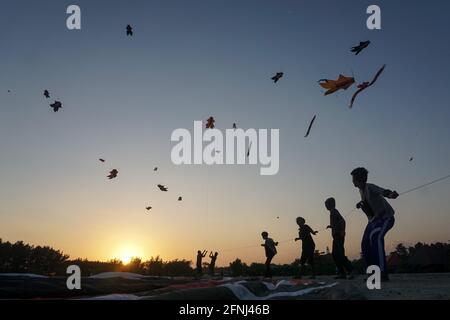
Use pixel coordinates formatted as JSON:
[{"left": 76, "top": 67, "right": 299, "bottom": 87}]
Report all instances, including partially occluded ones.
[
  {"left": 351, "top": 167, "right": 398, "bottom": 281},
  {"left": 209, "top": 252, "right": 219, "bottom": 276},
  {"left": 196, "top": 250, "right": 207, "bottom": 277},
  {"left": 325, "top": 197, "right": 354, "bottom": 279},
  {"left": 295, "top": 217, "right": 318, "bottom": 279},
  {"left": 261, "top": 232, "right": 278, "bottom": 278}
]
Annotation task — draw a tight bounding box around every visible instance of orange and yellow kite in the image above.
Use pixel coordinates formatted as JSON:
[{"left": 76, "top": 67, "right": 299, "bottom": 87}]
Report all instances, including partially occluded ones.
[{"left": 318, "top": 75, "right": 355, "bottom": 96}]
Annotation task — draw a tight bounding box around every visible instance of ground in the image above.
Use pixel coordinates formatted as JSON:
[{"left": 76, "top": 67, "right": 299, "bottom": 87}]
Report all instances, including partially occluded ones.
[
  {"left": 0, "top": 273, "right": 449, "bottom": 300},
  {"left": 336, "top": 273, "right": 450, "bottom": 300}
]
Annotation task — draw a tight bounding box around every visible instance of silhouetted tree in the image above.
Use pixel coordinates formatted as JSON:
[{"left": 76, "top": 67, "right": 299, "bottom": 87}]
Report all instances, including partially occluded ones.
[
  {"left": 229, "top": 259, "right": 247, "bottom": 277},
  {"left": 124, "top": 257, "right": 144, "bottom": 274},
  {"left": 247, "top": 263, "right": 266, "bottom": 276},
  {"left": 0, "top": 239, "right": 68, "bottom": 274},
  {"left": 394, "top": 243, "right": 409, "bottom": 259},
  {"left": 144, "top": 256, "right": 164, "bottom": 276},
  {"left": 164, "top": 259, "right": 193, "bottom": 276}
]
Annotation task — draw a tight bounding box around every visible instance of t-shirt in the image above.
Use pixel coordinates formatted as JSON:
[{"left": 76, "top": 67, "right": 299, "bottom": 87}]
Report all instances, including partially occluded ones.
[
  {"left": 330, "top": 208, "right": 346, "bottom": 238},
  {"left": 264, "top": 238, "right": 277, "bottom": 257},
  {"left": 298, "top": 224, "right": 315, "bottom": 248},
  {"left": 360, "top": 183, "right": 395, "bottom": 220}
]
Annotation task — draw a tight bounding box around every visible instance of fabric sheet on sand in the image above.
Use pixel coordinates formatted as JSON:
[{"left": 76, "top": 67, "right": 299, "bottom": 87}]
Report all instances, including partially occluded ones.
[{"left": 139, "top": 279, "right": 338, "bottom": 300}]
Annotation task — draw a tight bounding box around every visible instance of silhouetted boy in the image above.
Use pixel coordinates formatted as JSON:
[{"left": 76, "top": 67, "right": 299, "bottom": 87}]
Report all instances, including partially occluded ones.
[
  {"left": 196, "top": 250, "right": 207, "bottom": 277},
  {"left": 295, "top": 217, "right": 317, "bottom": 278},
  {"left": 261, "top": 232, "right": 278, "bottom": 278},
  {"left": 351, "top": 167, "right": 398, "bottom": 281},
  {"left": 209, "top": 252, "right": 219, "bottom": 275},
  {"left": 325, "top": 197, "right": 354, "bottom": 279}
]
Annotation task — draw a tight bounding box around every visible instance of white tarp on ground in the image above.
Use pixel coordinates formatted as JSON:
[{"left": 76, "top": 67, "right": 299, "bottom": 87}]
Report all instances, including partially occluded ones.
[
  {"left": 0, "top": 273, "right": 48, "bottom": 278},
  {"left": 80, "top": 279, "right": 338, "bottom": 300},
  {"left": 220, "top": 280, "right": 338, "bottom": 300}
]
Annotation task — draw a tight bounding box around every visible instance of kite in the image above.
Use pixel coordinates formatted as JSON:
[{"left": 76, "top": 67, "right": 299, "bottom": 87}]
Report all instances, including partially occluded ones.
[
  {"left": 146, "top": 207, "right": 152, "bottom": 211},
  {"left": 7, "top": 90, "right": 11, "bottom": 93},
  {"left": 271, "top": 72, "right": 284, "bottom": 83},
  {"left": 50, "top": 101, "right": 62, "bottom": 112},
  {"left": 44, "top": 90, "right": 50, "bottom": 99},
  {"left": 206, "top": 117, "right": 215, "bottom": 129},
  {"left": 409, "top": 157, "right": 414, "bottom": 162},
  {"left": 304, "top": 115, "right": 316, "bottom": 138},
  {"left": 107, "top": 169, "right": 118, "bottom": 179},
  {"left": 126, "top": 25, "right": 133, "bottom": 36},
  {"left": 99, "top": 159, "right": 105, "bottom": 163},
  {"left": 157, "top": 184, "right": 168, "bottom": 192},
  {"left": 318, "top": 75, "right": 355, "bottom": 96},
  {"left": 154, "top": 167, "right": 158, "bottom": 171},
  {"left": 178, "top": 196, "right": 182, "bottom": 201},
  {"left": 351, "top": 41, "right": 371, "bottom": 55},
  {"left": 349, "top": 64, "right": 386, "bottom": 109}
]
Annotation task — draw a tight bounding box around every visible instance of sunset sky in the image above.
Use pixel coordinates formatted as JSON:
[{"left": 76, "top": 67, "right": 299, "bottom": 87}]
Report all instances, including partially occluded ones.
[{"left": 1, "top": 0, "right": 450, "bottom": 267}]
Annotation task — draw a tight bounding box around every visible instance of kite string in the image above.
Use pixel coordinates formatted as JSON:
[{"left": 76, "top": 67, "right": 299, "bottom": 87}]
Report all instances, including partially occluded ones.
[
  {"left": 398, "top": 173, "right": 450, "bottom": 196},
  {"left": 221, "top": 238, "right": 295, "bottom": 253}
]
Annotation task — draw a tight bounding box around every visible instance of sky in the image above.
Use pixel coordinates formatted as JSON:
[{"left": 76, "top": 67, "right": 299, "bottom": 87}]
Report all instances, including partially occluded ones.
[{"left": 0, "top": 0, "right": 450, "bottom": 267}]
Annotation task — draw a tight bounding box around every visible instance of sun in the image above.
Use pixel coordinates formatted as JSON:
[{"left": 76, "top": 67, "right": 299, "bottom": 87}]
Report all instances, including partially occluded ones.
[
  {"left": 115, "top": 246, "right": 143, "bottom": 265},
  {"left": 120, "top": 254, "right": 133, "bottom": 265}
]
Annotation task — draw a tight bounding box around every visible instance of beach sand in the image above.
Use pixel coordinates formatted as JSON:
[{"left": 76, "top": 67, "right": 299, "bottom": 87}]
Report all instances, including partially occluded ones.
[{"left": 1, "top": 273, "right": 449, "bottom": 300}]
